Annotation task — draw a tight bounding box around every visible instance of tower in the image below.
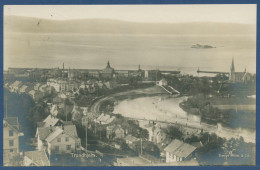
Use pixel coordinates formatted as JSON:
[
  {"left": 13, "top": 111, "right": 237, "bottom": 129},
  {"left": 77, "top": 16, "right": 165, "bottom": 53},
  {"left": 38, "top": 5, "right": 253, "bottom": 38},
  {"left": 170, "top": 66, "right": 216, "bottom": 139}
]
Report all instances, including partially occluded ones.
[
  {"left": 229, "top": 58, "right": 235, "bottom": 82},
  {"left": 106, "top": 61, "right": 111, "bottom": 69}
]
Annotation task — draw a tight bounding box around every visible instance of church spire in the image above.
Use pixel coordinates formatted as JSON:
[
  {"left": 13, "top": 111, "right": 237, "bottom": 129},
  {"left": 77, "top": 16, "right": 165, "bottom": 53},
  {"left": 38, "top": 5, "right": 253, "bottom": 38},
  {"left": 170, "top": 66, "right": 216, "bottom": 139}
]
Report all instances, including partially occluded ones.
[
  {"left": 230, "top": 58, "right": 235, "bottom": 72},
  {"left": 106, "top": 61, "right": 111, "bottom": 69}
]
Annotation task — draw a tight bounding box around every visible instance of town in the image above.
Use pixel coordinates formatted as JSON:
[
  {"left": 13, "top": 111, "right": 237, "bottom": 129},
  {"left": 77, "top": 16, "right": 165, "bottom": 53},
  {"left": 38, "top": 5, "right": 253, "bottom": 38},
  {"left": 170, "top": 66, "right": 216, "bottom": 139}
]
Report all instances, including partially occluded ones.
[{"left": 3, "top": 59, "right": 256, "bottom": 166}]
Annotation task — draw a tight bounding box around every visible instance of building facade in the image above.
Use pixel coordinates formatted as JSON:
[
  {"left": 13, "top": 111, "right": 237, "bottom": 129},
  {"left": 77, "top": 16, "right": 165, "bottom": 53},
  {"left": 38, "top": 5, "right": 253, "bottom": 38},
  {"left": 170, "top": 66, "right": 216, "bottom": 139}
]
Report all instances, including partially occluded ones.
[{"left": 3, "top": 117, "right": 23, "bottom": 166}]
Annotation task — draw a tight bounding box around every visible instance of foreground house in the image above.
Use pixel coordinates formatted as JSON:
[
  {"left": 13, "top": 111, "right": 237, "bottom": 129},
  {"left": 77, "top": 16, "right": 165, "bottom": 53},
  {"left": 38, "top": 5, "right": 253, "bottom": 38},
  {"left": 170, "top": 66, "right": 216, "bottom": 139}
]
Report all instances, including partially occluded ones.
[
  {"left": 36, "top": 125, "right": 81, "bottom": 154},
  {"left": 3, "top": 117, "right": 23, "bottom": 166},
  {"left": 23, "top": 150, "right": 50, "bottom": 166},
  {"left": 164, "top": 139, "right": 197, "bottom": 163}
]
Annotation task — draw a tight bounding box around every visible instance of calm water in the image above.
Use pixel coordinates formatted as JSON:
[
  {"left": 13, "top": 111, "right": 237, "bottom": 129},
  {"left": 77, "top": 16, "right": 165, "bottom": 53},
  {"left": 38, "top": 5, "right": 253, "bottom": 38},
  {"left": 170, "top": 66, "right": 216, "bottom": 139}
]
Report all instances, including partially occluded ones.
[{"left": 4, "top": 33, "right": 256, "bottom": 75}]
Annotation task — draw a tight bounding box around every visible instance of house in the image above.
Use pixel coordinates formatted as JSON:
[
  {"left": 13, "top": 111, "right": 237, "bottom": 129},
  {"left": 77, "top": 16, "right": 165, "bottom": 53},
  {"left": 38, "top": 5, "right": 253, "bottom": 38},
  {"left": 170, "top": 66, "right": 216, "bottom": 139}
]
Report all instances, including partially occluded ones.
[
  {"left": 147, "top": 126, "right": 166, "bottom": 144},
  {"left": 81, "top": 115, "right": 89, "bottom": 128},
  {"left": 115, "top": 127, "right": 125, "bottom": 139},
  {"left": 37, "top": 115, "right": 73, "bottom": 128},
  {"left": 37, "top": 115, "right": 63, "bottom": 128},
  {"left": 19, "top": 85, "right": 28, "bottom": 93},
  {"left": 39, "top": 84, "right": 53, "bottom": 96},
  {"left": 71, "top": 105, "right": 91, "bottom": 123},
  {"left": 94, "top": 114, "right": 115, "bottom": 125},
  {"left": 36, "top": 125, "right": 81, "bottom": 154},
  {"left": 9, "top": 81, "right": 22, "bottom": 92},
  {"left": 71, "top": 105, "right": 83, "bottom": 122},
  {"left": 164, "top": 139, "right": 197, "bottom": 163},
  {"left": 34, "top": 83, "right": 41, "bottom": 91},
  {"left": 156, "top": 78, "right": 167, "bottom": 86},
  {"left": 50, "top": 104, "right": 59, "bottom": 116},
  {"left": 104, "top": 81, "right": 118, "bottom": 89},
  {"left": 3, "top": 117, "right": 23, "bottom": 166},
  {"left": 106, "top": 126, "right": 114, "bottom": 139},
  {"left": 23, "top": 150, "right": 50, "bottom": 166},
  {"left": 125, "top": 135, "right": 139, "bottom": 146}
]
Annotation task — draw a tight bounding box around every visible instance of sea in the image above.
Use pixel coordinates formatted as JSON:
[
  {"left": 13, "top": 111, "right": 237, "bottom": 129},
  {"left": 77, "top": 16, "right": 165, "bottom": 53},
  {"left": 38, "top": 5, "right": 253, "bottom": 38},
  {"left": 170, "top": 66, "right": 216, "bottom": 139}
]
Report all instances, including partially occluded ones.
[{"left": 4, "top": 33, "right": 256, "bottom": 76}]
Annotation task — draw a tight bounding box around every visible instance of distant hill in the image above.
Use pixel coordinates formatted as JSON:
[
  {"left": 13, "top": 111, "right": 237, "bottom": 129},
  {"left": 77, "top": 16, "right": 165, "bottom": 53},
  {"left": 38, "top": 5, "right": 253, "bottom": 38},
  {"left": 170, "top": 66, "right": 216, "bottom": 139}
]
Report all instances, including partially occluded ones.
[{"left": 4, "top": 16, "right": 256, "bottom": 35}]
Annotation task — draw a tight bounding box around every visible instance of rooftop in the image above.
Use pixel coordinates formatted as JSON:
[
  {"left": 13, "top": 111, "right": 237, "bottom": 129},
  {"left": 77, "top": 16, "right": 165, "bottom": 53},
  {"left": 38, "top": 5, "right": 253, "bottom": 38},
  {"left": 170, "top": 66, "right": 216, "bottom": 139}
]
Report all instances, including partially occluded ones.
[
  {"left": 24, "top": 150, "right": 50, "bottom": 166},
  {"left": 4, "top": 117, "right": 19, "bottom": 132},
  {"left": 164, "top": 139, "right": 197, "bottom": 158}
]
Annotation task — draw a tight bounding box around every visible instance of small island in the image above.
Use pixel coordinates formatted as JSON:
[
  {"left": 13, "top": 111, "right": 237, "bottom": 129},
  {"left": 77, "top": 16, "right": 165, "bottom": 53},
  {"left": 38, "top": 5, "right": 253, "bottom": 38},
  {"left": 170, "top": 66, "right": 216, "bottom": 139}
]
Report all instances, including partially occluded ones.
[{"left": 191, "top": 44, "right": 216, "bottom": 49}]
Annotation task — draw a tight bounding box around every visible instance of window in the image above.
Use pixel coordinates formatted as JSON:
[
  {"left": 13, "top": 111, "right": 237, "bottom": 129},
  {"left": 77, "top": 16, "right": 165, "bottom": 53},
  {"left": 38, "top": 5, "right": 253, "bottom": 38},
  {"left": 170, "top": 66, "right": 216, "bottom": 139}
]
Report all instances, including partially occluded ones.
[
  {"left": 57, "top": 138, "right": 61, "bottom": 142},
  {"left": 65, "top": 137, "right": 69, "bottom": 142},
  {"left": 9, "top": 130, "right": 14, "bottom": 137},
  {"left": 66, "top": 145, "right": 71, "bottom": 150},
  {"left": 9, "top": 140, "right": 14, "bottom": 147},
  {"left": 10, "top": 149, "right": 13, "bottom": 152},
  {"left": 55, "top": 146, "right": 59, "bottom": 151}
]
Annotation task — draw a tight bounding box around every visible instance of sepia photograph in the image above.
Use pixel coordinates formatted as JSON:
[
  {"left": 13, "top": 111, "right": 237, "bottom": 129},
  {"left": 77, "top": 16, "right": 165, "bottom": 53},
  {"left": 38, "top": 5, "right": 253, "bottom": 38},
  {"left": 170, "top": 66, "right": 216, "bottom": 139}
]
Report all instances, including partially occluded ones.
[{"left": 3, "top": 4, "right": 256, "bottom": 166}]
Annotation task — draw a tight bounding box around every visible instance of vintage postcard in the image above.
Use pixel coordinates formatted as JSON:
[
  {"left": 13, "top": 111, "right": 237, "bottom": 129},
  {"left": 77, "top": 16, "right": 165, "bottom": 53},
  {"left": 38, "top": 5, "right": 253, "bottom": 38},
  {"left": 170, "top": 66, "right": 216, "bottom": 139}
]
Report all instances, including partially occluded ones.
[{"left": 3, "top": 4, "right": 256, "bottom": 166}]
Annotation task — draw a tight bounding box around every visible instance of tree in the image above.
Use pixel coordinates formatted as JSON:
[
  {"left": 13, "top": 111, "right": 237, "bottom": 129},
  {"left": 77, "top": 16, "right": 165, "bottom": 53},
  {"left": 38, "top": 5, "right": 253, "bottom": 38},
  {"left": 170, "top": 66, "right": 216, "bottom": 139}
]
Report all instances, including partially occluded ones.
[
  {"left": 133, "top": 141, "right": 161, "bottom": 157},
  {"left": 164, "top": 126, "right": 184, "bottom": 140},
  {"left": 28, "top": 102, "right": 49, "bottom": 128}
]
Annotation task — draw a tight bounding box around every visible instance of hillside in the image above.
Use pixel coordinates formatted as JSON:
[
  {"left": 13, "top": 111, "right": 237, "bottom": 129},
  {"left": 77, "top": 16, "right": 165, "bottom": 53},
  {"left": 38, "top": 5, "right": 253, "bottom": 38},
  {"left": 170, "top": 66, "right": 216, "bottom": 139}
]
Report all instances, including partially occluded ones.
[{"left": 4, "top": 16, "right": 256, "bottom": 35}]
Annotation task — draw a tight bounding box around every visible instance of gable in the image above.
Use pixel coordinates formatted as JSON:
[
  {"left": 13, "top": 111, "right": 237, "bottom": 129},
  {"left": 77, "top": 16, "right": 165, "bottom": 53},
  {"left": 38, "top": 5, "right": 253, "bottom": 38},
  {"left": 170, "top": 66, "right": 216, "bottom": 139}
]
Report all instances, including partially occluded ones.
[{"left": 49, "top": 133, "right": 76, "bottom": 144}]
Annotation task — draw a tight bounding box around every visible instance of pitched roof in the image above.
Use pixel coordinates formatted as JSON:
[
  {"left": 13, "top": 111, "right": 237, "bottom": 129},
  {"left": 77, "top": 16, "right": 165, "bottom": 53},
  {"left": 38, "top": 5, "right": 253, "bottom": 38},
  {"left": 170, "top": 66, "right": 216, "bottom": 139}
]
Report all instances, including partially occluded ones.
[
  {"left": 37, "top": 127, "right": 54, "bottom": 140},
  {"left": 20, "top": 85, "right": 28, "bottom": 92},
  {"left": 38, "top": 124, "right": 79, "bottom": 143},
  {"left": 37, "top": 122, "right": 45, "bottom": 128},
  {"left": 234, "top": 72, "right": 246, "bottom": 78},
  {"left": 125, "top": 135, "right": 139, "bottom": 142},
  {"left": 4, "top": 117, "right": 20, "bottom": 132},
  {"left": 11, "top": 81, "right": 22, "bottom": 88},
  {"left": 164, "top": 139, "right": 196, "bottom": 158},
  {"left": 43, "top": 115, "right": 60, "bottom": 127},
  {"left": 45, "top": 128, "right": 63, "bottom": 143},
  {"left": 24, "top": 150, "right": 50, "bottom": 166},
  {"left": 63, "top": 125, "right": 78, "bottom": 138}
]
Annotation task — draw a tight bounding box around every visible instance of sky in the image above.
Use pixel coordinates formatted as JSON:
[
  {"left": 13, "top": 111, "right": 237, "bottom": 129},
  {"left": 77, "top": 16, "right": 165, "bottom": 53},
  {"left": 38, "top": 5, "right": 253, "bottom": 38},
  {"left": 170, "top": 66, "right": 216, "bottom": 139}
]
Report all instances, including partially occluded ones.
[{"left": 4, "top": 4, "right": 256, "bottom": 24}]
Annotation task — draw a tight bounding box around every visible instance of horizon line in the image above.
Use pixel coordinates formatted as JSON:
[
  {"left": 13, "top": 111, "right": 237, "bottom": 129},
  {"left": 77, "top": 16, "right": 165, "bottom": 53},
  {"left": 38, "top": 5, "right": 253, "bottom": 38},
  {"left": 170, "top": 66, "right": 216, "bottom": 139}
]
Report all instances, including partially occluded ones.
[{"left": 4, "top": 15, "right": 256, "bottom": 26}]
